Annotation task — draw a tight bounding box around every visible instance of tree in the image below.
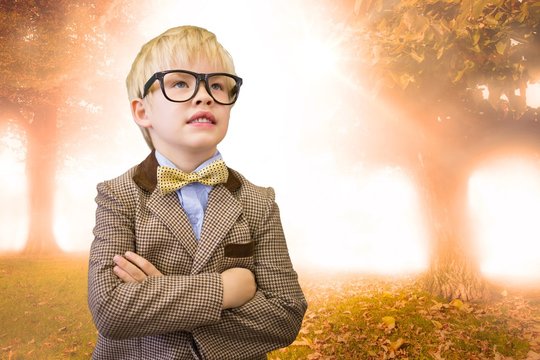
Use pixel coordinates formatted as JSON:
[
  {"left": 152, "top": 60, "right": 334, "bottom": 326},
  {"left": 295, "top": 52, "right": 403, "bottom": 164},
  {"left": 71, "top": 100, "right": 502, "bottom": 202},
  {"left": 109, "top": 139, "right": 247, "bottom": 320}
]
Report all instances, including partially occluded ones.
[
  {"left": 0, "top": 0, "right": 126, "bottom": 254},
  {"left": 351, "top": 0, "right": 540, "bottom": 300}
]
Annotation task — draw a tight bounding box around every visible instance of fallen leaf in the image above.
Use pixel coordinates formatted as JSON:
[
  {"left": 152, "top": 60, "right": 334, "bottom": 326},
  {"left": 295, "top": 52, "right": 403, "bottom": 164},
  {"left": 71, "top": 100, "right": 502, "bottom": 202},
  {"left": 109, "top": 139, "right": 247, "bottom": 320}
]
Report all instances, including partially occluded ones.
[
  {"left": 390, "top": 337, "right": 406, "bottom": 351},
  {"left": 337, "top": 335, "right": 348, "bottom": 343},
  {"left": 382, "top": 316, "right": 396, "bottom": 330},
  {"left": 291, "top": 337, "right": 312, "bottom": 347},
  {"left": 430, "top": 301, "right": 444, "bottom": 311},
  {"left": 432, "top": 320, "right": 443, "bottom": 329},
  {"left": 63, "top": 347, "right": 78, "bottom": 354},
  {"left": 307, "top": 352, "right": 322, "bottom": 360},
  {"left": 450, "top": 298, "right": 464, "bottom": 310}
]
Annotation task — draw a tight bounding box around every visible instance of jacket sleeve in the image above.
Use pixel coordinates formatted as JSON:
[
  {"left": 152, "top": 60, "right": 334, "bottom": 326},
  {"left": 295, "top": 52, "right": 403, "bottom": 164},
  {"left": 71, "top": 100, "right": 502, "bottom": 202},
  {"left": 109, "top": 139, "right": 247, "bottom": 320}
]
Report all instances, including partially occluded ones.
[
  {"left": 88, "top": 181, "right": 223, "bottom": 340},
  {"left": 191, "top": 188, "right": 308, "bottom": 359}
]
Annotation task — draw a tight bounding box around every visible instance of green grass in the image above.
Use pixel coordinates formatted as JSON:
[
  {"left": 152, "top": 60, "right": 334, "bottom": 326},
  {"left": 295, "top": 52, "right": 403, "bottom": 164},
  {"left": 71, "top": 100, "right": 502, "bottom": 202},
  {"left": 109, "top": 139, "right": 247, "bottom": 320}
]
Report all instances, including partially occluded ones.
[{"left": 1, "top": 257, "right": 538, "bottom": 359}]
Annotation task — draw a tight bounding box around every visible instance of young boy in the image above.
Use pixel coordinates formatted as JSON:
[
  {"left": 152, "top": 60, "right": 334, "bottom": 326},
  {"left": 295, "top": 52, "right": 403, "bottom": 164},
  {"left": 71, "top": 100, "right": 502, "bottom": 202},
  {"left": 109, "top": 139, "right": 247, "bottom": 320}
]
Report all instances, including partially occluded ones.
[{"left": 87, "top": 25, "right": 307, "bottom": 359}]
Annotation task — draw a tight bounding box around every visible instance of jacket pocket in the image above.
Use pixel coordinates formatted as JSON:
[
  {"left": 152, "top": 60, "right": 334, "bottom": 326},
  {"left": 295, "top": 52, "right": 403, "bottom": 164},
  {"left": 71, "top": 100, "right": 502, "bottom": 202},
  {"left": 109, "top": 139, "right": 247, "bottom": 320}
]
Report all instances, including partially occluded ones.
[
  {"left": 224, "top": 241, "right": 255, "bottom": 258},
  {"left": 220, "top": 241, "right": 255, "bottom": 272}
]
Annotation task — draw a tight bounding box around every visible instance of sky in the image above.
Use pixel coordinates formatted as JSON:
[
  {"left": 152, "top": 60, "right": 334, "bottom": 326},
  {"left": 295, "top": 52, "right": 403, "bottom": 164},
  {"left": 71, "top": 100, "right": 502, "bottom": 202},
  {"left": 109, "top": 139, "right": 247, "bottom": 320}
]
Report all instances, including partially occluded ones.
[{"left": 1, "top": 0, "right": 540, "bottom": 280}]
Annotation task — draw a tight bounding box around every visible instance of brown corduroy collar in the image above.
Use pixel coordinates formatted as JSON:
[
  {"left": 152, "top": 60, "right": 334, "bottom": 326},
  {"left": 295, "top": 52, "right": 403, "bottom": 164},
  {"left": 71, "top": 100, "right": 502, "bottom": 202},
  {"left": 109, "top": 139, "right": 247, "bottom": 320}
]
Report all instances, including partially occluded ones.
[{"left": 132, "top": 150, "right": 241, "bottom": 193}]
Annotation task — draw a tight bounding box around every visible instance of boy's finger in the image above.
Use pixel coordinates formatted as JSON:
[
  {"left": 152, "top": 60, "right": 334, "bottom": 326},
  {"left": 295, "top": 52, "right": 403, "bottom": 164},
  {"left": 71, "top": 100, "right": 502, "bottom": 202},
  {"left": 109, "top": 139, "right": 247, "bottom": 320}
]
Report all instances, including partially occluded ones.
[
  {"left": 113, "top": 265, "right": 138, "bottom": 283},
  {"left": 113, "top": 255, "right": 147, "bottom": 282},
  {"left": 124, "top": 251, "right": 162, "bottom": 277}
]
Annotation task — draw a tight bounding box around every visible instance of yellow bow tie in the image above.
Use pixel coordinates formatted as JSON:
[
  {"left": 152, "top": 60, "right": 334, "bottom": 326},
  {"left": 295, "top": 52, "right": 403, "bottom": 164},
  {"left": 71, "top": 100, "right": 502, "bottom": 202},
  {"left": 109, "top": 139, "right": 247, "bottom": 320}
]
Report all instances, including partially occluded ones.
[{"left": 157, "top": 159, "right": 229, "bottom": 194}]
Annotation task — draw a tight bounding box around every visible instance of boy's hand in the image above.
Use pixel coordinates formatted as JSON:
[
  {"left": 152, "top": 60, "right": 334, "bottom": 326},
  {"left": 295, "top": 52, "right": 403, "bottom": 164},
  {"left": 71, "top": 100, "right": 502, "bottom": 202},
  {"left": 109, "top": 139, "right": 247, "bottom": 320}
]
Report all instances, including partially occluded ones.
[
  {"left": 221, "top": 267, "right": 256, "bottom": 309},
  {"left": 113, "top": 251, "right": 163, "bottom": 283}
]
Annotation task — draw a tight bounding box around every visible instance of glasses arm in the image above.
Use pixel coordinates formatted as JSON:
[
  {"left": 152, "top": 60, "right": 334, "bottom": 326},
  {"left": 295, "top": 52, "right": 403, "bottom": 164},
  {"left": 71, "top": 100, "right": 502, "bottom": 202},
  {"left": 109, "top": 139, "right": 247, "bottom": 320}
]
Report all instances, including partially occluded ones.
[{"left": 142, "top": 73, "right": 161, "bottom": 98}]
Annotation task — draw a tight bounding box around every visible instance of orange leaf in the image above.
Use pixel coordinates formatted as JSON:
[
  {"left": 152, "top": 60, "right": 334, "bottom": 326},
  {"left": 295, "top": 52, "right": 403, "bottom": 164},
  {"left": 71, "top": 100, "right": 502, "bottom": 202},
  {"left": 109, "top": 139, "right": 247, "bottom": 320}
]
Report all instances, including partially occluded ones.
[
  {"left": 432, "top": 320, "right": 443, "bottom": 329},
  {"left": 390, "top": 338, "right": 406, "bottom": 351}
]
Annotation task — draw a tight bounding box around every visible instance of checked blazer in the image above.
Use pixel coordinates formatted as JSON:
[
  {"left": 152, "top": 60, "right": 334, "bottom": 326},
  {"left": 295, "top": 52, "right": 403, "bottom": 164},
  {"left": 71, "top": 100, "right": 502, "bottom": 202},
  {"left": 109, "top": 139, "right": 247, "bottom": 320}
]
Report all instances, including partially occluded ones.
[{"left": 88, "top": 151, "right": 307, "bottom": 360}]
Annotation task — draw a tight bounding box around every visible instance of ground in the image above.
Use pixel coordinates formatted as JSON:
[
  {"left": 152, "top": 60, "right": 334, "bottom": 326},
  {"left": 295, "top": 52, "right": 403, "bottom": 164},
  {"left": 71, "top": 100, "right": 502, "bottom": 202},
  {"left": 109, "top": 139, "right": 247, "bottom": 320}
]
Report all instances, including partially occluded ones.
[{"left": 0, "top": 256, "right": 539, "bottom": 359}]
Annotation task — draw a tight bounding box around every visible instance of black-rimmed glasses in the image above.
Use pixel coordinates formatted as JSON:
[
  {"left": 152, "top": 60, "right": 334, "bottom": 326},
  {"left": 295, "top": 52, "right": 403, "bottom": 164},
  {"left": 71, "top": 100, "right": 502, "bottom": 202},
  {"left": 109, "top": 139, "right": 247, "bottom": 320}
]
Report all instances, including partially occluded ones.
[{"left": 142, "top": 70, "right": 243, "bottom": 105}]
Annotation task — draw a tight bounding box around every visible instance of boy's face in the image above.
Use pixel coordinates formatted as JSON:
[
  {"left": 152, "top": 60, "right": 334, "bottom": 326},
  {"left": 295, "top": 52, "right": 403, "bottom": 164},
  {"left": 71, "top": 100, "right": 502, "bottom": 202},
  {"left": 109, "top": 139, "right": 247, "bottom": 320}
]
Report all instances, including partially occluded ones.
[{"left": 133, "top": 58, "right": 232, "bottom": 161}]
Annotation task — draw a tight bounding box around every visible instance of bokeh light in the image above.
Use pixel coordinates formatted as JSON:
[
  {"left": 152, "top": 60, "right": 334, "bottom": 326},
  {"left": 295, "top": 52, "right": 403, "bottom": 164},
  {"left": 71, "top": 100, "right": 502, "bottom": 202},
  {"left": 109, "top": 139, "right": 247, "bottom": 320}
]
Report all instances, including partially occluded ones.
[
  {"left": 0, "top": 127, "right": 28, "bottom": 252},
  {"left": 469, "top": 154, "right": 540, "bottom": 281}
]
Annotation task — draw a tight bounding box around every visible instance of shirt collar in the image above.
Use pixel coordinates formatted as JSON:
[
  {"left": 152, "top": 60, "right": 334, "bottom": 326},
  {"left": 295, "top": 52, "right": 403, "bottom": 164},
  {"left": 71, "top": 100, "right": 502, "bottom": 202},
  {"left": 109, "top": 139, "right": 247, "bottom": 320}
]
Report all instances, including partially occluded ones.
[{"left": 154, "top": 150, "right": 223, "bottom": 172}]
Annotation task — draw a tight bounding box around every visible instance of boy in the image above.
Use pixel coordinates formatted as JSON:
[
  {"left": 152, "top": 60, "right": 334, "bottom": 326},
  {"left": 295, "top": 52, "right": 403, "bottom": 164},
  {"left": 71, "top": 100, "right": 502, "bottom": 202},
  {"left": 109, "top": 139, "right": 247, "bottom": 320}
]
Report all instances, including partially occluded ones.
[{"left": 87, "top": 25, "right": 307, "bottom": 359}]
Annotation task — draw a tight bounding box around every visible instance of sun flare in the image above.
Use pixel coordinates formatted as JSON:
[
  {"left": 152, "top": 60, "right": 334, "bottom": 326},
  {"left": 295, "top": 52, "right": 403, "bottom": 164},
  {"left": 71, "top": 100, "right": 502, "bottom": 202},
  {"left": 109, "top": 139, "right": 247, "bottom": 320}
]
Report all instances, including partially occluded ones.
[
  {"left": 290, "top": 164, "right": 429, "bottom": 274},
  {"left": 469, "top": 155, "right": 540, "bottom": 281},
  {"left": 0, "top": 131, "right": 28, "bottom": 251}
]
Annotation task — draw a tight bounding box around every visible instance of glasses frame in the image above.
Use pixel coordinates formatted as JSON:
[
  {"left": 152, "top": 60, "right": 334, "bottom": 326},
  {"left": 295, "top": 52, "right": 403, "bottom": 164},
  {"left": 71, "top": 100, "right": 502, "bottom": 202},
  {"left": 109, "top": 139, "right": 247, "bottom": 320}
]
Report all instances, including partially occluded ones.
[{"left": 142, "top": 69, "right": 243, "bottom": 105}]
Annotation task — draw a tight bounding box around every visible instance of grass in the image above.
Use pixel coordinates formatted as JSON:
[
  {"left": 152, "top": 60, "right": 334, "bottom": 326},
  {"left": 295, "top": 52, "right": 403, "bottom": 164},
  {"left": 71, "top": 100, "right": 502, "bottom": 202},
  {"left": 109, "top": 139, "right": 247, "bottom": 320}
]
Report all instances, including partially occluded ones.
[
  {"left": 1, "top": 257, "right": 539, "bottom": 359},
  {"left": 270, "top": 273, "right": 539, "bottom": 360},
  {"left": 0, "top": 256, "right": 96, "bottom": 359}
]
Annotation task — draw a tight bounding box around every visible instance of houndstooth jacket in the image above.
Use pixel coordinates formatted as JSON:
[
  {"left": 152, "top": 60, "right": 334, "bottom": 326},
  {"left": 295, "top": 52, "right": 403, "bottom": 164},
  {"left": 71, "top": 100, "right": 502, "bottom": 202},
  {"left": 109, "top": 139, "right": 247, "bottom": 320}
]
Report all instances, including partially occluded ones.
[{"left": 88, "top": 151, "right": 307, "bottom": 360}]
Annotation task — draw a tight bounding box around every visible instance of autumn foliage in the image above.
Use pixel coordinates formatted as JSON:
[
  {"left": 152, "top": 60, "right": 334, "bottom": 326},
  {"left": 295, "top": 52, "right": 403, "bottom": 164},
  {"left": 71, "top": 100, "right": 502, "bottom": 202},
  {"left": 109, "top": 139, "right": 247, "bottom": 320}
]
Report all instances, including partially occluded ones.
[
  {"left": 343, "top": 0, "right": 540, "bottom": 301},
  {"left": 355, "top": 0, "right": 540, "bottom": 115}
]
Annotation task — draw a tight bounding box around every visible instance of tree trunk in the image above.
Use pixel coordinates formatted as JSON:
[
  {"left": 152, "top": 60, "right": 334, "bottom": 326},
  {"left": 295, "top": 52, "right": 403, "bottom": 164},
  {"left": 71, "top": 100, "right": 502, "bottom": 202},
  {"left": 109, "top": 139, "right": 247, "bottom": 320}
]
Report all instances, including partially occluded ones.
[
  {"left": 23, "top": 94, "right": 61, "bottom": 255},
  {"left": 419, "top": 148, "right": 491, "bottom": 301},
  {"left": 423, "top": 205, "right": 490, "bottom": 302}
]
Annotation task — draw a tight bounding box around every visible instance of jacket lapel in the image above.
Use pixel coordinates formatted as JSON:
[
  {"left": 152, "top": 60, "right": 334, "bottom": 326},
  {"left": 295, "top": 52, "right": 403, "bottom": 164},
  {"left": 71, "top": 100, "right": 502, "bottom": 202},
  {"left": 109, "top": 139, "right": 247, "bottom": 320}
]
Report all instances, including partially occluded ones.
[
  {"left": 147, "top": 191, "right": 198, "bottom": 258},
  {"left": 191, "top": 183, "right": 243, "bottom": 275},
  {"left": 133, "top": 151, "right": 197, "bottom": 258}
]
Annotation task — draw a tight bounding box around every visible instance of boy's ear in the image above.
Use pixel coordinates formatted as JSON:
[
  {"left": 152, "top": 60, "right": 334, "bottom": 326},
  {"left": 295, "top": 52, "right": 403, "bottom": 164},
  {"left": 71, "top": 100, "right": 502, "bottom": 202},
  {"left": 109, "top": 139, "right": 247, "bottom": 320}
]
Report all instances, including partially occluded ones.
[{"left": 131, "top": 98, "right": 152, "bottom": 128}]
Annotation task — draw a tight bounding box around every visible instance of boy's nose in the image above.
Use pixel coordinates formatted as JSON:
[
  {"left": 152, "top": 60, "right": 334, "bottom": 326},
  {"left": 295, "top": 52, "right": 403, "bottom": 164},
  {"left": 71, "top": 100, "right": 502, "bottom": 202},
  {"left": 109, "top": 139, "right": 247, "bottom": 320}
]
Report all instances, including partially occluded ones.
[{"left": 193, "top": 82, "right": 213, "bottom": 105}]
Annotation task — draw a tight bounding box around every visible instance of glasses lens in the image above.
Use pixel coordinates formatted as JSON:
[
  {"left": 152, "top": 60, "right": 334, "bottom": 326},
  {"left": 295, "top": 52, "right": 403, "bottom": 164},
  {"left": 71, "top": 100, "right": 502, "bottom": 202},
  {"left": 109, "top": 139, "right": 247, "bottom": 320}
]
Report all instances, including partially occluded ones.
[
  {"left": 207, "top": 74, "right": 240, "bottom": 104},
  {"left": 162, "top": 72, "right": 197, "bottom": 102}
]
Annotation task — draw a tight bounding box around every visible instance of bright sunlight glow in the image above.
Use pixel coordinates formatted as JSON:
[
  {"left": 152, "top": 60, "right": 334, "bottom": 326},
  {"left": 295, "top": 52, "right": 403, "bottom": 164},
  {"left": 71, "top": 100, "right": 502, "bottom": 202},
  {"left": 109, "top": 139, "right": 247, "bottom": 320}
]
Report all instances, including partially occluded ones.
[
  {"left": 527, "top": 82, "right": 540, "bottom": 108},
  {"left": 290, "top": 161, "right": 429, "bottom": 274},
  {"left": 0, "top": 130, "right": 28, "bottom": 252},
  {"left": 469, "top": 155, "right": 540, "bottom": 281},
  {"left": 5, "top": 0, "right": 429, "bottom": 276}
]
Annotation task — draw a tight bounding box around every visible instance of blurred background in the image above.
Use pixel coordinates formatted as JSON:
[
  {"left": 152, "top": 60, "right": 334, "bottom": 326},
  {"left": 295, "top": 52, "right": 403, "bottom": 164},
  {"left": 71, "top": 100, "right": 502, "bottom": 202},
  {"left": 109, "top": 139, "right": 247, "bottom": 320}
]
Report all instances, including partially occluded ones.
[{"left": 1, "top": 0, "right": 540, "bottom": 299}]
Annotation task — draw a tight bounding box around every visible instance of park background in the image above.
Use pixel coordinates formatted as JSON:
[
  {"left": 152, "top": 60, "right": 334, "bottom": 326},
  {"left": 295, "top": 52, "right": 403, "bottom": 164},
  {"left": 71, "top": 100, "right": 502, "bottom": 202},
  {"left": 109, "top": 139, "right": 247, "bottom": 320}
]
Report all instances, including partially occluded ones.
[{"left": 1, "top": 0, "right": 540, "bottom": 358}]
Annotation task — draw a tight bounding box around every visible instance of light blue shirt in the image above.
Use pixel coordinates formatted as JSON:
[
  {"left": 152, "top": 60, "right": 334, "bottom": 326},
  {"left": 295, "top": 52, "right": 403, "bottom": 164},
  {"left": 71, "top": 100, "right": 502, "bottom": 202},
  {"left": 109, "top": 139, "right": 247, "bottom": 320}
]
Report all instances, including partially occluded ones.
[{"left": 155, "top": 150, "right": 223, "bottom": 240}]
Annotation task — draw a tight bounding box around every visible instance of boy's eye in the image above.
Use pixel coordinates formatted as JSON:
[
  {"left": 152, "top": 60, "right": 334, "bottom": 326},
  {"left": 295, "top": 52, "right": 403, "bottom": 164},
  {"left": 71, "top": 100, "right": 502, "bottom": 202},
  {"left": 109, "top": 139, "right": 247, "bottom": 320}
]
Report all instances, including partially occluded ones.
[
  {"left": 163, "top": 72, "right": 194, "bottom": 90},
  {"left": 173, "top": 81, "right": 189, "bottom": 89},
  {"left": 210, "top": 82, "right": 224, "bottom": 91}
]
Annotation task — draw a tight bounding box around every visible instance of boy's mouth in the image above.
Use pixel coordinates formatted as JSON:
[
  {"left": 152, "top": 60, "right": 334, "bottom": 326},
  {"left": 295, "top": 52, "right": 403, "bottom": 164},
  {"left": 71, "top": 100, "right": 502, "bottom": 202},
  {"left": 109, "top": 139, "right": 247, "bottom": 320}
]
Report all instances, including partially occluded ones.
[{"left": 187, "top": 112, "right": 216, "bottom": 125}]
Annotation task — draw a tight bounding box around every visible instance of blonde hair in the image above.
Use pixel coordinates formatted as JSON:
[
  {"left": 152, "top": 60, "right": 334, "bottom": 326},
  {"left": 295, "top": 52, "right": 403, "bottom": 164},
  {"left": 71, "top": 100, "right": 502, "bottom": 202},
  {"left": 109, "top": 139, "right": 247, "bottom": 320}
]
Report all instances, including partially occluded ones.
[{"left": 126, "top": 25, "right": 236, "bottom": 149}]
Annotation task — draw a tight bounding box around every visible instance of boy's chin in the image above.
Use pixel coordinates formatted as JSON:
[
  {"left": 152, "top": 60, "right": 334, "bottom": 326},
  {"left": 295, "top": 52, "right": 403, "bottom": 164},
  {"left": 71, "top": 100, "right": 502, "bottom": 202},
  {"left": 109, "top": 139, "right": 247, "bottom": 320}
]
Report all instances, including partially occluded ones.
[
  {"left": 183, "top": 142, "right": 221, "bottom": 153},
  {"left": 185, "top": 136, "right": 226, "bottom": 150}
]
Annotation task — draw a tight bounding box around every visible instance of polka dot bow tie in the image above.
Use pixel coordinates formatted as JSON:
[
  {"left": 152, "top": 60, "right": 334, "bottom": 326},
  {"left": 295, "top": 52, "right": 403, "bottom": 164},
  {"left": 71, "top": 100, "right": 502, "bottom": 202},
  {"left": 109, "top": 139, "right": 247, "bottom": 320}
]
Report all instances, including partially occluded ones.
[{"left": 157, "top": 159, "right": 229, "bottom": 194}]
